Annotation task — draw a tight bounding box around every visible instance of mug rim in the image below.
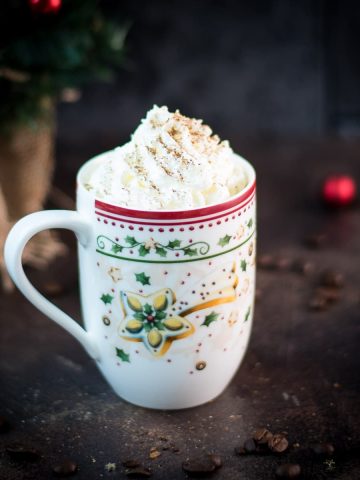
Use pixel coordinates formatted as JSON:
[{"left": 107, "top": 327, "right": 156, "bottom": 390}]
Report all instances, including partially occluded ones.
[{"left": 77, "top": 151, "right": 256, "bottom": 220}]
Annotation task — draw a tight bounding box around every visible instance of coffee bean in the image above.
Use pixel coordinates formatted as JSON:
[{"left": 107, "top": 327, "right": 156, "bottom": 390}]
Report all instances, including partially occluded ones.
[
  {"left": 244, "top": 438, "right": 257, "bottom": 453},
  {"left": 304, "top": 233, "right": 327, "bottom": 249},
  {"left": 125, "top": 467, "right": 152, "bottom": 478},
  {"left": 320, "top": 271, "right": 344, "bottom": 288},
  {"left": 6, "top": 443, "right": 41, "bottom": 462},
  {"left": 208, "top": 454, "right": 222, "bottom": 468},
  {"left": 182, "top": 456, "right": 217, "bottom": 476},
  {"left": 311, "top": 443, "right": 335, "bottom": 455},
  {"left": 122, "top": 459, "right": 141, "bottom": 468},
  {"left": 292, "top": 259, "right": 314, "bottom": 275},
  {"left": 253, "top": 428, "right": 273, "bottom": 444},
  {"left": 149, "top": 447, "right": 161, "bottom": 459},
  {"left": 52, "top": 459, "right": 78, "bottom": 477},
  {"left": 316, "top": 287, "right": 341, "bottom": 303},
  {"left": 257, "top": 254, "right": 276, "bottom": 270},
  {"left": 275, "top": 463, "right": 301, "bottom": 478},
  {"left": 268, "top": 434, "right": 289, "bottom": 453},
  {"left": 308, "top": 295, "right": 328, "bottom": 311},
  {"left": 0, "top": 415, "right": 10, "bottom": 433}
]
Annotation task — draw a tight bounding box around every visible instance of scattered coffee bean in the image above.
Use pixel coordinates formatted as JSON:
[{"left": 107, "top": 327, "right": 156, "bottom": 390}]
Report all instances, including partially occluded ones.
[
  {"left": 6, "top": 443, "right": 41, "bottom": 462},
  {"left": 182, "top": 455, "right": 217, "bottom": 476},
  {"left": 316, "top": 287, "right": 341, "bottom": 303},
  {"left": 257, "top": 254, "right": 276, "bottom": 270},
  {"left": 292, "top": 259, "right": 314, "bottom": 275},
  {"left": 311, "top": 443, "right": 335, "bottom": 455},
  {"left": 125, "top": 466, "right": 152, "bottom": 478},
  {"left": 244, "top": 438, "right": 257, "bottom": 453},
  {"left": 122, "top": 459, "right": 141, "bottom": 468},
  {"left": 275, "top": 463, "right": 301, "bottom": 478},
  {"left": 308, "top": 295, "right": 328, "bottom": 311},
  {"left": 0, "top": 415, "right": 10, "bottom": 433},
  {"left": 149, "top": 447, "right": 161, "bottom": 459},
  {"left": 52, "top": 459, "right": 78, "bottom": 477},
  {"left": 304, "top": 233, "right": 327, "bottom": 249},
  {"left": 320, "top": 270, "right": 344, "bottom": 288},
  {"left": 208, "top": 454, "right": 222, "bottom": 468},
  {"left": 253, "top": 428, "right": 273, "bottom": 444},
  {"left": 268, "top": 434, "right": 289, "bottom": 453}
]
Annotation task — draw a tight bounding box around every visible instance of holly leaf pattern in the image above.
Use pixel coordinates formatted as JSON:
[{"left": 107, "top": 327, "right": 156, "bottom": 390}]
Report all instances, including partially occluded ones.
[
  {"left": 244, "top": 306, "right": 251, "bottom": 322},
  {"left": 100, "top": 293, "right": 114, "bottom": 305},
  {"left": 138, "top": 245, "right": 150, "bottom": 257},
  {"left": 143, "top": 323, "right": 152, "bottom": 332},
  {"left": 218, "top": 234, "right": 232, "bottom": 247},
  {"left": 167, "top": 239, "right": 181, "bottom": 249},
  {"left": 154, "top": 321, "right": 165, "bottom": 331},
  {"left": 111, "top": 244, "right": 123, "bottom": 254},
  {"left": 247, "top": 218, "right": 253, "bottom": 229},
  {"left": 155, "top": 246, "right": 167, "bottom": 257},
  {"left": 135, "top": 272, "right": 151, "bottom": 285},
  {"left": 116, "top": 348, "right": 130, "bottom": 363},
  {"left": 125, "top": 236, "right": 138, "bottom": 246},
  {"left": 240, "top": 260, "right": 247, "bottom": 272},
  {"left": 183, "top": 247, "right": 198, "bottom": 257},
  {"left": 143, "top": 303, "right": 153, "bottom": 314},
  {"left": 202, "top": 311, "right": 219, "bottom": 327}
]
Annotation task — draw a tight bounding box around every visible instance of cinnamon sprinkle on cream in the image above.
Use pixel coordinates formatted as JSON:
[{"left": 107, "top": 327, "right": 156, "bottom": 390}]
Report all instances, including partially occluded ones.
[{"left": 87, "top": 105, "right": 248, "bottom": 210}]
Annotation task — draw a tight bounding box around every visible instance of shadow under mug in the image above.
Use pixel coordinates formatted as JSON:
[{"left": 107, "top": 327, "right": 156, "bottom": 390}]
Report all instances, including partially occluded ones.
[{"left": 4, "top": 153, "right": 256, "bottom": 409}]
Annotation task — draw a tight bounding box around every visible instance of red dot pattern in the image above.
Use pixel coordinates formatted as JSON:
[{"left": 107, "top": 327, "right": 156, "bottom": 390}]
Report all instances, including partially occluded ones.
[{"left": 96, "top": 199, "right": 254, "bottom": 229}]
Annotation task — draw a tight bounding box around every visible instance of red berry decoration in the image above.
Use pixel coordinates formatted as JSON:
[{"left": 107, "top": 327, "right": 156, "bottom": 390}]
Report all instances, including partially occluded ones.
[
  {"left": 322, "top": 175, "right": 357, "bottom": 207},
  {"left": 29, "top": 0, "right": 62, "bottom": 14}
]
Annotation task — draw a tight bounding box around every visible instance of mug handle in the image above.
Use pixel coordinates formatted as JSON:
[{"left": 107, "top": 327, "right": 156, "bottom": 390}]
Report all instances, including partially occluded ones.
[{"left": 4, "top": 210, "right": 99, "bottom": 361}]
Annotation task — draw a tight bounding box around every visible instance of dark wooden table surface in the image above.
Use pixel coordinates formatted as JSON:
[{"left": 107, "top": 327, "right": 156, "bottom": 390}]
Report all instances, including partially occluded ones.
[{"left": 1, "top": 137, "right": 360, "bottom": 479}]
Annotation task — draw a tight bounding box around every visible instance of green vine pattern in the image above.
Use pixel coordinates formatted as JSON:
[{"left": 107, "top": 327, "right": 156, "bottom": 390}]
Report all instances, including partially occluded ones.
[{"left": 96, "top": 235, "right": 210, "bottom": 259}]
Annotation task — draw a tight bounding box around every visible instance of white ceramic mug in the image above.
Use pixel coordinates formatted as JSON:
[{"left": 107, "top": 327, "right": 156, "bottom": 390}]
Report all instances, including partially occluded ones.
[{"left": 4, "top": 153, "right": 256, "bottom": 409}]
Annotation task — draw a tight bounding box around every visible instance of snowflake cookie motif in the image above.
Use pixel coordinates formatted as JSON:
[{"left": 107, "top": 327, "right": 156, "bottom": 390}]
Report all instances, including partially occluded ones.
[{"left": 119, "top": 288, "right": 194, "bottom": 356}]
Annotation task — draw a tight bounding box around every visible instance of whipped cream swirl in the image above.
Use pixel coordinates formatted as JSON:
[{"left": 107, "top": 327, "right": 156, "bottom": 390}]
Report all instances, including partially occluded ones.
[{"left": 87, "top": 105, "right": 248, "bottom": 210}]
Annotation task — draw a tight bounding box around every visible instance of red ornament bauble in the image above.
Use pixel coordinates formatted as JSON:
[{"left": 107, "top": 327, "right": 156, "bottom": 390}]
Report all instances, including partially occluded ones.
[
  {"left": 322, "top": 175, "right": 357, "bottom": 207},
  {"left": 29, "top": 0, "right": 62, "bottom": 14}
]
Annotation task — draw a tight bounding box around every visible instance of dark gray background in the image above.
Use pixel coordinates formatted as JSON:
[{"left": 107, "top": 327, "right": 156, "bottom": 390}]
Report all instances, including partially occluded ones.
[
  {"left": 58, "top": 0, "right": 360, "bottom": 153},
  {"left": 3, "top": 3, "right": 360, "bottom": 478}
]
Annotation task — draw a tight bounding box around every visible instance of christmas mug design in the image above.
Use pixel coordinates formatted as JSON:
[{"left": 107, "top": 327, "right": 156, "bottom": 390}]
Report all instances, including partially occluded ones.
[{"left": 4, "top": 152, "right": 256, "bottom": 409}]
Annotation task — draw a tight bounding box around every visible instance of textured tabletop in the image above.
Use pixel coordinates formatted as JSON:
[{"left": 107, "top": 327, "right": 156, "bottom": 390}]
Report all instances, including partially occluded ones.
[{"left": 1, "top": 137, "right": 360, "bottom": 479}]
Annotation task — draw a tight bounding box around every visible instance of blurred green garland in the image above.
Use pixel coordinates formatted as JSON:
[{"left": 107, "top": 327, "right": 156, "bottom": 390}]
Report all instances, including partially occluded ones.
[{"left": 0, "top": 0, "right": 126, "bottom": 132}]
